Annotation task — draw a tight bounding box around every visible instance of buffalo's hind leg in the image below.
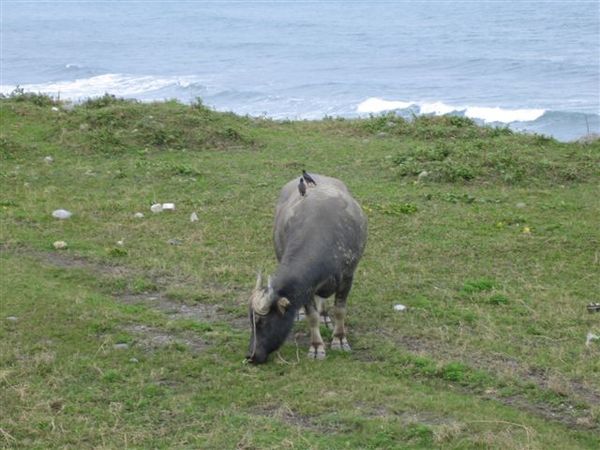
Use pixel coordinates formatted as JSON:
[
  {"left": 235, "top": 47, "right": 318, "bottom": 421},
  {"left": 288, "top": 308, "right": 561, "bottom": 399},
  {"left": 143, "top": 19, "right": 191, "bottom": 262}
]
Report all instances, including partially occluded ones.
[
  {"left": 306, "top": 301, "right": 326, "bottom": 360},
  {"left": 331, "top": 277, "right": 352, "bottom": 352}
]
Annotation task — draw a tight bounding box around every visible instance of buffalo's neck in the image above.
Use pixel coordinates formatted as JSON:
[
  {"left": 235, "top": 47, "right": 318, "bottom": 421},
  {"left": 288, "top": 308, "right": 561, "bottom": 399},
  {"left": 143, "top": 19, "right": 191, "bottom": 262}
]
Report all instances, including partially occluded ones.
[{"left": 271, "top": 260, "right": 322, "bottom": 307}]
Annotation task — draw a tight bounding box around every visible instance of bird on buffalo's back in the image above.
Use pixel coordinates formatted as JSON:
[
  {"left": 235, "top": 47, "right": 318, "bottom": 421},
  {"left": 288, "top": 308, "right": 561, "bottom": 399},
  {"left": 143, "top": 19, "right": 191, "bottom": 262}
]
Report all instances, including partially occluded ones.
[
  {"left": 302, "top": 170, "right": 317, "bottom": 186},
  {"left": 298, "top": 178, "right": 306, "bottom": 196}
]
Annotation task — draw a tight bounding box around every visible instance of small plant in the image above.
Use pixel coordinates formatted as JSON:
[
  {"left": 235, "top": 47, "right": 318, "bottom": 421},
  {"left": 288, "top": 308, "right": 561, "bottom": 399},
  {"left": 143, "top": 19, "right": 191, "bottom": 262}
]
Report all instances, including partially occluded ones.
[
  {"left": 108, "top": 247, "right": 128, "bottom": 257},
  {"left": 487, "top": 294, "right": 510, "bottom": 305},
  {"left": 439, "top": 362, "right": 469, "bottom": 382},
  {"left": 375, "top": 202, "right": 418, "bottom": 216},
  {"left": 5, "top": 86, "right": 58, "bottom": 106},
  {"left": 83, "top": 93, "right": 135, "bottom": 109},
  {"left": 461, "top": 278, "right": 496, "bottom": 294}
]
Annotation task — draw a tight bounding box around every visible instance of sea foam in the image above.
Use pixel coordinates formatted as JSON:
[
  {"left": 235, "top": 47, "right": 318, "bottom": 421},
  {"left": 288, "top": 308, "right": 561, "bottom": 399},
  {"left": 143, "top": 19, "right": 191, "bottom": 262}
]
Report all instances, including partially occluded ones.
[
  {"left": 0, "top": 74, "right": 203, "bottom": 100},
  {"left": 356, "top": 97, "right": 414, "bottom": 114},
  {"left": 356, "top": 97, "right": 546, "bottom": 123}
]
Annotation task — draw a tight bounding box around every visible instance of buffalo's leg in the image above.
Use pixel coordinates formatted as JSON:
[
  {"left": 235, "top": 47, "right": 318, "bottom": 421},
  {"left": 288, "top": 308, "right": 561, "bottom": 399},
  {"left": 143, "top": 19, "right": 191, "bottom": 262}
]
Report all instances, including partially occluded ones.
[
  {"left": 331, "top": 279, "right": 352, "bottom": 351},
  {"left": 306, "top": 302, "right": 326, "bottom": 360},
  {"left": 314, "top": 295, "right": 332, "bottom": 329}
]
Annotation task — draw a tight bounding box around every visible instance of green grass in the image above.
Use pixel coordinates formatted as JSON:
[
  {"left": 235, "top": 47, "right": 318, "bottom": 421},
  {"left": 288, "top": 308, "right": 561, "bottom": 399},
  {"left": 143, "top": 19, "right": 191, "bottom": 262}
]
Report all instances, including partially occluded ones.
[{"left": 1, "top": 93, "right": 599, "bottom": 448}]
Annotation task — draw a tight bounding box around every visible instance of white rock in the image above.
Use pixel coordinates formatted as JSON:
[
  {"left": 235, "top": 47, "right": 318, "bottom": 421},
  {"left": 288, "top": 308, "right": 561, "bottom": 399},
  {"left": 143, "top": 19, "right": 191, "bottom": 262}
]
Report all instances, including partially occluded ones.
[
  {"left": 44, "top": 156, "right": 54, "bottom": 164},
  {"left": 6, "top": 316, "right": 18, "bottom": 322},
  {"left": 190, "top": 212, "right": 199, "bottom": 222},
  {"left": 393, "top": 304, "right": 407, "bottom": 312},
  {"left": 162, "top": 203, "right": 176, "bottom": 211},
  {"left": 129, "top": 358, "right": 139, "bottom": 363},
  {"left": 117, "top": 239, "right": 124, "bottom": 246},
  {"left": 134, "top": 212, "right": 144, "bottom": 218},
  {"left": 150, "top": 203, "right": 163, "bottom": 213},
  {"left": 418, "top": 170, "right": 429, "bottom": 180},
  {"left": 586, "top": 332, "right": 599, "bottom": 347},
  {"left": 52, "top": 209, "right": 72, "bottom": 219},
  {"left": 53, "top": 241, "right": 68, "bottom": 250}
]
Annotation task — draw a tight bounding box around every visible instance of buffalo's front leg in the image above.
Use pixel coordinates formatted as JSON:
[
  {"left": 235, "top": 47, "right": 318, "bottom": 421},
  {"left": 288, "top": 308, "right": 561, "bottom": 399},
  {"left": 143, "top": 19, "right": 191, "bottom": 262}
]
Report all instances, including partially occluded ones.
[{"left": 306, "top": 302, "right": 326, "bottom": 360}]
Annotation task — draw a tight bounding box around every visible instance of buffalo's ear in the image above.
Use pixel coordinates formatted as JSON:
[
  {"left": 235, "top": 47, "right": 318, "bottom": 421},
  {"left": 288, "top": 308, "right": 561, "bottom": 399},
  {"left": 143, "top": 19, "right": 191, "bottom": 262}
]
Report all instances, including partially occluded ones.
[{"left": 276, "top": 297, "right": 291, "bottom": 315}]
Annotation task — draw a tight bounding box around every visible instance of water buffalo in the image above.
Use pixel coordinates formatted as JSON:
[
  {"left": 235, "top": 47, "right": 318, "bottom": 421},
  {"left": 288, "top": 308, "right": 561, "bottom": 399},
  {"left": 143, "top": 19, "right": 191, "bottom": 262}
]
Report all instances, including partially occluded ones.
[{"left": 246, "top": 174, "right": 367, "bottom": 364}]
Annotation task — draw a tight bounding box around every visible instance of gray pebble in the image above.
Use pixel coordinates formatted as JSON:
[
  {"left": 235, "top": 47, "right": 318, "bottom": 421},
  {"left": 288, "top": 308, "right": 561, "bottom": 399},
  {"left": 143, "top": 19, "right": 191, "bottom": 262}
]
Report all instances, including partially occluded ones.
[
  {"left": 113, "top": 343, "right": 129, "bottom": 350},
  {"left": 52, "top": 209, "right": 72, "bottom": 219},
  {"left": 6, "top": 316, "right": 18, "bottom": 322}
]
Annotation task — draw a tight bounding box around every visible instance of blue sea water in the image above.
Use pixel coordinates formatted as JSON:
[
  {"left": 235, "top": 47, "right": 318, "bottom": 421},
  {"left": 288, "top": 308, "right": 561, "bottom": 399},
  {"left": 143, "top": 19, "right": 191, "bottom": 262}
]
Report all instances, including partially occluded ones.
[{"left": 2, "top": 1, "right": 599, "bottom": 141}]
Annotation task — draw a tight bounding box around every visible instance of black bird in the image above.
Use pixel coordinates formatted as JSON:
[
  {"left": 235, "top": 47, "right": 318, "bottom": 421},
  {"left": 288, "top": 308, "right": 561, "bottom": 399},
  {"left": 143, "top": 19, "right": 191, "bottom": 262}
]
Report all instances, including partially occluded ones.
[
  {"left": 302, "top": 170, "right": 317, "bottom": 186},
  {"left": 298, "top": 178, "right": 307, "bottom": 196}
]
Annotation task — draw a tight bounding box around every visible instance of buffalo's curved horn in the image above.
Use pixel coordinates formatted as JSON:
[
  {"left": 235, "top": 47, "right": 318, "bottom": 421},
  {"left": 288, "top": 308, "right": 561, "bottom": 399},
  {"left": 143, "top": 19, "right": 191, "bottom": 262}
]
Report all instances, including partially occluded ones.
[
  {"left": 252, "top": 292, "right": 271, "bottom": 316},
  {"left": 255, "top": 271, "right": 263, "bottom": 290}
]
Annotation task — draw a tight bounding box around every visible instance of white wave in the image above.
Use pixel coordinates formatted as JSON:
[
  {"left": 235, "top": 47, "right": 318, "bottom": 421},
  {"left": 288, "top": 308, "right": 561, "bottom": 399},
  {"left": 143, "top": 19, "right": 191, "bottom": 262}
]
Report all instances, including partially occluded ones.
[
  {"left": 464, "top": 106, "right": 545, "bottom": 123},
  {"left": 356, "top": 97, "right": 546, "bottom": 123},
  {"left": 418, "top": 101, "right": 457, "bottom": 116},
  {"left": 0, "top": 73, "right": 202, "bottom": 100},
  {"left": 356, "top": 97, "right": 414, "bottom": 113}
]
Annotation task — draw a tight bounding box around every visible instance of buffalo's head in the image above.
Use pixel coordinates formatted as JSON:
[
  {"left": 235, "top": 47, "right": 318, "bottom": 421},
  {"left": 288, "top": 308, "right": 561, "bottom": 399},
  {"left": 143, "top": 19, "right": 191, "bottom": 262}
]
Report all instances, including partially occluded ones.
[{"left": 246, "top": 272, "right": 294, "bottom": 364}]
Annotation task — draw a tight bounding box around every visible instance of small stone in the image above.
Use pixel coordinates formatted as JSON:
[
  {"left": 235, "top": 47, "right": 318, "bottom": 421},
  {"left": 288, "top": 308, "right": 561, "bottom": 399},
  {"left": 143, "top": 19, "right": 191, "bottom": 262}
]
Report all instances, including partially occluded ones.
[
  {"left": 393, "top": 304, "right": 407, "bottom": 312},
  {"left": 6, "top": 316, "right": 18, "bottom": 322},
  {"left": 53, "top": 241, "right": 68, "bottom": 250},
  {"left": 586, "top": 332, "right": 599, "bottom": 347},
  {"left": 51, "top": 106, "right": 59, "bottom": 112},
  {"left": 167, "top": 238, "right": 183, "bottom": 246},
  {"left": 418, "top": 170, "right": 429, "bottom": 180},
  {"left": 150, "top": 203, "right": 163, "bottom": 213},
  {"left": 44, "top": 156, "right": 54, "bottom": 164},
  {"left": 190, "top": 212, "right": 199, "bottom": 222},
  {"left": 113, "top": 343, "right": 129, "bottom": 350},
  {"left": 516, "top": 202, "right": 526, "bottom": 208},
  {"left": 52, "top": 209, "right": 72, "bottom": 219},
  {"left": 117, "top": 239, "right": 124, "bottom": 246},
  {"left": 129, "top": 358, "right": 139, "bottom": 363},
  {"left": 162, "top": 203, "right": 176, "bottom": 211},
  {"left": 134, "top": 212, "right": 144, "bottom": 218}
]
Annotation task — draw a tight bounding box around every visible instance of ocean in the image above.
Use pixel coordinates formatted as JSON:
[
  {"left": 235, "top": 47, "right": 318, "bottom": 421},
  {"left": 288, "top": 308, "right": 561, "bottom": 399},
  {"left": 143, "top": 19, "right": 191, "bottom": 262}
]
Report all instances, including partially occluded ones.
[{"left": 2, "top": 1, "right": 599, "bottom": 141}]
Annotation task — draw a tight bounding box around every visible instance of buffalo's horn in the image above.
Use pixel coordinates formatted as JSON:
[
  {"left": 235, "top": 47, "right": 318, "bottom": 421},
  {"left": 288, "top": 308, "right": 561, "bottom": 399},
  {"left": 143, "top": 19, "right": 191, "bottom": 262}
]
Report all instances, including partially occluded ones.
[
  {"left": 255, "top": 271, "right": 263, "bottom": 290},
  {"left": 252, "top": 293, "right": 271, "bottom": 316},
  {"left": 276, "top": 297, "right": 291, "bottom": 315}
]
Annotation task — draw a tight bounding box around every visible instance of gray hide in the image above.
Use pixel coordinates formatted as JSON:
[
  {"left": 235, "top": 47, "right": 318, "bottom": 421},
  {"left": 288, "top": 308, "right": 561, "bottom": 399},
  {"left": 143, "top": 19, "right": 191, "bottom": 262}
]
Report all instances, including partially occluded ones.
[{"left": 246, "top": 174, "right": 367, "bottom": 363}]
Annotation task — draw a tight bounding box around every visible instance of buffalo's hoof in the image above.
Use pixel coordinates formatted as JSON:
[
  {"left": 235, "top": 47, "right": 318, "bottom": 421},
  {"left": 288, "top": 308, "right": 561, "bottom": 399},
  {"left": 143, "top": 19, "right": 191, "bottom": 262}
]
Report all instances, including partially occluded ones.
[
  {"left": 307, "top": 344, "right": 326, "bottom": 360},
  {"left": 331, "top": 337, "right": 351, "bottom": 352}
]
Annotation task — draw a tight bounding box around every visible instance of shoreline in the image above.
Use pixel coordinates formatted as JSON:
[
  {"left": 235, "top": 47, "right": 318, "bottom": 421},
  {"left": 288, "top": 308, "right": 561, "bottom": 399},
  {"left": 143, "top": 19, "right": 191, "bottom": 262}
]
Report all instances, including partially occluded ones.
[{"left": 2, "top": 85, "right": 598, "bottom": 143}]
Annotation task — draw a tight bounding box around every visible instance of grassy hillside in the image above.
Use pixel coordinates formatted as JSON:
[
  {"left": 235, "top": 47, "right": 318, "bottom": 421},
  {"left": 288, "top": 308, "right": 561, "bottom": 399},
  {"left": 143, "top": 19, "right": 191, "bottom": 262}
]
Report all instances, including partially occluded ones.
[{"left": 1, "top": 92, "right": 599, "bottom": 449}]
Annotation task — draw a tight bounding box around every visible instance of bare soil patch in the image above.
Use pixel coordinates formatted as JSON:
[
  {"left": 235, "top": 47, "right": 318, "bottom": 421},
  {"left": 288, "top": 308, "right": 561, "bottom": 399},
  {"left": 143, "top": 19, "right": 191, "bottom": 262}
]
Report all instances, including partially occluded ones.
[{"left": 123, "top": 324, "right": 210, "bottom": 353}]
